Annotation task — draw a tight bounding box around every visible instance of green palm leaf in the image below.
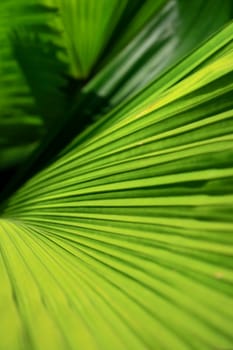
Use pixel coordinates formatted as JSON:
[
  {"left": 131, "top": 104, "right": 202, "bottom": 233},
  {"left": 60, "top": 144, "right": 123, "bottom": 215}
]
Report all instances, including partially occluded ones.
[
  {"left": 0, "top": 19, "right": 233, "bottom": 349},
  {"left": 0, "top": 0, "right": 67, "bottom": 170},
  {"left": 85, "top": 0, "right": 233, "bottom": 104},
  {"left": 41, "top": 0, "right": 130, "bottom": 78},
  {"left": 1, "top": 0, "right": 232, "bottom": 175}
]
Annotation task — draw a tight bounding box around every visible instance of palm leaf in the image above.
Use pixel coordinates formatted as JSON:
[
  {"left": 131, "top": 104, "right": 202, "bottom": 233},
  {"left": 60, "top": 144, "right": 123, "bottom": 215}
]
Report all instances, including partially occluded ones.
[
  {"left": 41, "top": 0, "right": 130, "bottom": 78},
  {"left": 1, "top": 22, "right": 233, "bottom": 349},
  {"left": 1, "top": 0, "right": 232, "bottom": 175},
  {"left": 12, "top": 31, "right": 68, "bottom": 126},
  {"left": 86, "top": 0, "right": 233, "bottom": 104},
  {"left": 0, "top": 0, "right": 67, "bottom": 170}
]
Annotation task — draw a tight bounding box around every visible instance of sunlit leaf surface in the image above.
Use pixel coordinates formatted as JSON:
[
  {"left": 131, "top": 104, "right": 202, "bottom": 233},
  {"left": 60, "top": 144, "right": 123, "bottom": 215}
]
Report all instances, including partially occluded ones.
[{"left": 1, "top": 20, "right": 233, "bottom": 349}]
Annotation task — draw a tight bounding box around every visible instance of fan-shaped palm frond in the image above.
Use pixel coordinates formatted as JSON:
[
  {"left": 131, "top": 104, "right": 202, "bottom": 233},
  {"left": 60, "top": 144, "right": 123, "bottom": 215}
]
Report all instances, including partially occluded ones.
[
  {"left": 41, "top": 0, "right": 131, "bottom": 78},
  {"left": 0, "top": 19, "right": 233, "bottom": 349}
]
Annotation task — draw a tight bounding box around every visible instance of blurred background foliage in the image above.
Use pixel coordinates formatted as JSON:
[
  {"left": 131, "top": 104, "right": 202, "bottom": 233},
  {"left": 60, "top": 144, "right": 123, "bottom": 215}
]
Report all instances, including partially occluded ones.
[{"left": 0, "top": 0, "right": 233, "bottom": 187}]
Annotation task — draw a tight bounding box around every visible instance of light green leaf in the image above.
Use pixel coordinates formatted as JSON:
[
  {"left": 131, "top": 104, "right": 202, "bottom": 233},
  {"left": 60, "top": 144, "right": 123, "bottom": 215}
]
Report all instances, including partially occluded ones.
[{"left": 1, "top": 23, "right": 233, "bottom": 349}]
